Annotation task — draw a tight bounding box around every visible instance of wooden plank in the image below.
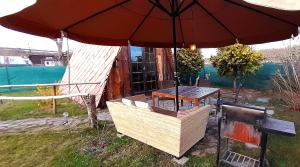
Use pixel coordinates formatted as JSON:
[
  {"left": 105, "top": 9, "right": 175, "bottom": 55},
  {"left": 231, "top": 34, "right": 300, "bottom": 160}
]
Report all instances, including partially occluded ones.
[
  {"left": 60, "top": 44, "right": 121, "bottom": 105},
  {"left": 0, "top": 82, "right": 101, "bottom": 88}
]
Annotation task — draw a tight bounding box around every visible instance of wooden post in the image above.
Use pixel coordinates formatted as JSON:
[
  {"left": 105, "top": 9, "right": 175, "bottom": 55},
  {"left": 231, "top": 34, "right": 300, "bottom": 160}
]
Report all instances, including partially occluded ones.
[
  {"left": 52, "top": 85, "right": 57, "bottom": 114},
  {"left": 86, "top": 94, "right": 97, "bottom": 128}
]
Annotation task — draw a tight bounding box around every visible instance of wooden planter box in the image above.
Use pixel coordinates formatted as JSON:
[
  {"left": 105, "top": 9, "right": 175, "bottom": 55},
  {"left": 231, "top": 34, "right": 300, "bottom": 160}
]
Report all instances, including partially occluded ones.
[{"left": 106, "top": 96, "right": 210, "bottom": 157}]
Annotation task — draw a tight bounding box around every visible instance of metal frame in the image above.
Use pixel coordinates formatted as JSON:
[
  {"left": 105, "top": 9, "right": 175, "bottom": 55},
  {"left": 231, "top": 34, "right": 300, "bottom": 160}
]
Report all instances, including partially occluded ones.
[{"left": 222, "top": 150, "right": 260, "bottom": 167}]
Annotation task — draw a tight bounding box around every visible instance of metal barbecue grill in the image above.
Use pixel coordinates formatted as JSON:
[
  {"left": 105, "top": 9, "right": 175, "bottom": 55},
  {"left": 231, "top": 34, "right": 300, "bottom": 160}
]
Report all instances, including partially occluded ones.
[{"left": 216, "top": 101, "right": 296, "bottom": 167}]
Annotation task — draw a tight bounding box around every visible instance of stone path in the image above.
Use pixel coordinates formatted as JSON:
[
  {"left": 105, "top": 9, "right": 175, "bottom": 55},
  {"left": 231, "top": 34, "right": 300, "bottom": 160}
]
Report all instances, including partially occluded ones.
[
  {"left": 190, "top": 117, "right": 220, "bottom": 157},
  {"left": 0, "top": 112, "right": 112, "bottom": 133}
]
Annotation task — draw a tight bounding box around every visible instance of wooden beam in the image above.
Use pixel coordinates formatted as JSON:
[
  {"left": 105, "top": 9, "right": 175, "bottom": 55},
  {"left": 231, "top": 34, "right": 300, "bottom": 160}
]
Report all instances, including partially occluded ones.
[
  {"left": 52, "top": 85, "right": 57, "bottom": 114},
  {"left": 0, "top": 93, "right": 89, "bottom": 100},
  {"left": 85, "top": 94, "right": 97, "bottom": 128}
]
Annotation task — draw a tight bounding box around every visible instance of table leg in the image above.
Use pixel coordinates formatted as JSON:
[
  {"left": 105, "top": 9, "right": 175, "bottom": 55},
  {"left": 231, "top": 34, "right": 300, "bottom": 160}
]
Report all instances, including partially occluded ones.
[
  {"left": 174, "top": 99, "right": 176, "bottom": 111},
  {"left": 259, "top": 132, "right": 268, "bottom": 167},
  {"left": 216, "top": 117, "right": 222, "bottom": 167},
  {"left": 152, "top": 95, "right": 156, "bottom": 107},
  {"left": 217, "top": 90, "right": 221, "bottom": 115},
  {"left": 194, "top": 99, "right": 200, "bottom": 106}
]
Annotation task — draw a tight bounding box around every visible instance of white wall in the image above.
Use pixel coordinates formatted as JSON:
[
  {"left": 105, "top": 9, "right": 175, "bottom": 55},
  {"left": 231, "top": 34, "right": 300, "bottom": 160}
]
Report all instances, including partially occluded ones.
[{"left": 0, "top": 55, "right": 32, "bottom": 65}]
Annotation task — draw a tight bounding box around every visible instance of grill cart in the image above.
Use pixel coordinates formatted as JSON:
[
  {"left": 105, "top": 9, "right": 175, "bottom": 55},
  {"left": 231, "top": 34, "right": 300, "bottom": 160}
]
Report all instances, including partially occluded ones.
[{"left": 216, "top": 101, "right": 296, "bottom": 167}]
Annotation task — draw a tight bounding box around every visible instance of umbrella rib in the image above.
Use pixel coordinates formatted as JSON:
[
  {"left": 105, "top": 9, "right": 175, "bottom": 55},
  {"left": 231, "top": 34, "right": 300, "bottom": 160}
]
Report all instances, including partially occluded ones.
[
  {"left": 178, "top": 16, "right": 185, "bottom": 45},
  {"left": 195, "top": 2, "right": 237, "bottom": 39},
  {"left": 129, "top": 5, "right": 156, "bottom": 40},
  {"left": 177, "top": 0, "right": 186, "bottom": 12},
  {"left": 178, "top": 0, "right": 197, "bottom": 16},
  {"left": 224, "top": 0, "right": 298, "bottom": 27},
  {"left": 148, "top": 0, "right": 172, "bottom": 16},
  {"left": 176, "top": 1, "right": 185, "bottom": 45},
  {"left": 63, "top": 0, "right": 131, "bottom": 31}
]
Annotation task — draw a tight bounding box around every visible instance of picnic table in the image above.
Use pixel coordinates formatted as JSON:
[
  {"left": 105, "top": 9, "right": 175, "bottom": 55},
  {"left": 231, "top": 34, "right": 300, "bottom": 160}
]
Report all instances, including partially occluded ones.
[{"left": 152, "top": 86, "right": 220, "bottom": 109}]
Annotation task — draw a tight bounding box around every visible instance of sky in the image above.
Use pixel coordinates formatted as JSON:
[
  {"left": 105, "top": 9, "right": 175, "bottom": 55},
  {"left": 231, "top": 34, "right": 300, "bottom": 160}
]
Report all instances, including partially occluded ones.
[{"left": 1, "top": 25, "right": 299, "bottom": 58}]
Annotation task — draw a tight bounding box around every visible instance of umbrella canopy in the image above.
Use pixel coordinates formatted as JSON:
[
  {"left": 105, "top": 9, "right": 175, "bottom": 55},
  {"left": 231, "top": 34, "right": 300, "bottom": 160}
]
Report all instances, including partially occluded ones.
[
  {"left": 1, "top": 0, "right": 300, "bottom": 112},
  {"left": 0, "top": 0, "right": 299, "bottom": 48}
]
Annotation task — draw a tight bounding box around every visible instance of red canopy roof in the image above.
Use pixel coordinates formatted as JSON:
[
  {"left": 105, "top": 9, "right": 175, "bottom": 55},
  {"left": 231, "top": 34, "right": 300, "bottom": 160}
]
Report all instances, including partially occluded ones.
[{"left": 0, "top": 0, "right": 299, "bottom": 48}]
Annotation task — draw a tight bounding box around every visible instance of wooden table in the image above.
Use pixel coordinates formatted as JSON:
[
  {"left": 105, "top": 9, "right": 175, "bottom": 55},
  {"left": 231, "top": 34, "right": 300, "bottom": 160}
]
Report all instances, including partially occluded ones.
[{"left": 152, "top": 86, "right": 220, "bottom": 108}]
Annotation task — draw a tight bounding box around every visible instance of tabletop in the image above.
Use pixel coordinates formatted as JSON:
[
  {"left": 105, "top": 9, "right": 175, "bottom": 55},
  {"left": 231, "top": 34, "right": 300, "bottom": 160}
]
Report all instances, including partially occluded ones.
[{"left": 152, "top": 86, "right": 220, "bottom": 99}]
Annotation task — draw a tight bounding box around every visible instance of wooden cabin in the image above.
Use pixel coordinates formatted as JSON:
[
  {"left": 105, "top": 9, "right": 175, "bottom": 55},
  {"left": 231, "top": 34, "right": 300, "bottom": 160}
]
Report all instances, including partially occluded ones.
[{"left": 60, "top": 44, "right": 174, "bottom": 107}]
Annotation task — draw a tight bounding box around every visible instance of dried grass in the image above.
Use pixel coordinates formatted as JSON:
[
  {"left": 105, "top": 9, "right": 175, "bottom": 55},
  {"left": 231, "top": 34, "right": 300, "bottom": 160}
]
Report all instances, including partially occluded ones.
[{"left": 273, "top": 45, "right": 300, "bottom": 111}]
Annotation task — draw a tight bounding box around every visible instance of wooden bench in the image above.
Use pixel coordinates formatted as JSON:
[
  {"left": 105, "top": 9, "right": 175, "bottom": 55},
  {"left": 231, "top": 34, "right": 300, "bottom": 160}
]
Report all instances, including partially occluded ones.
[{"left": 106, "top": 95, "right": 210, "bottom": 157}]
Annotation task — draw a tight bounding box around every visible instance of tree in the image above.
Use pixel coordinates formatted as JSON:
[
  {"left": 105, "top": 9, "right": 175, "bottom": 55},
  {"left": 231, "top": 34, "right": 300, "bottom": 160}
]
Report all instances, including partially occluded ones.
[
  {"left": 177, "top": 48, "right": 204, "bottom": 85},
  {"left": 210, "top": 44, "right": 264, "bottom": 91}
]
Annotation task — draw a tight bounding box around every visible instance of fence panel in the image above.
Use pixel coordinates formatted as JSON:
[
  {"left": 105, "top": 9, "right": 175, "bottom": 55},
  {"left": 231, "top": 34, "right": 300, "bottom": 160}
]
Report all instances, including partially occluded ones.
[
  {"left": 181, "top": 63, "right": 281, "bottom": 90},
  {"left": 0, "top": 66, "right": 66, "bottom": 92}
]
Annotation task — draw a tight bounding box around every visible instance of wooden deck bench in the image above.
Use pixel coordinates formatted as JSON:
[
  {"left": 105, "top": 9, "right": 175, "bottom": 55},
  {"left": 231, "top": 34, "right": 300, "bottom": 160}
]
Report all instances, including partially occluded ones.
[{"left": 106, "top": 94, "right": 210, "bottom": 157}]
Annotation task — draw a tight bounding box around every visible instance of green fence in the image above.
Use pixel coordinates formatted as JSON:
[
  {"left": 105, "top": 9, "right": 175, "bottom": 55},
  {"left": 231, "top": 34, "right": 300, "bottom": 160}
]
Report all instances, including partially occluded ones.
[
  {"left": 0, "top": 66, "right": 66, "bottom": 92},
  {"left": 181, "top": 63, "right": 281, "bottom": 90},
  {"left": 0, "top": 63, "right": 282, "bottom": 93}
]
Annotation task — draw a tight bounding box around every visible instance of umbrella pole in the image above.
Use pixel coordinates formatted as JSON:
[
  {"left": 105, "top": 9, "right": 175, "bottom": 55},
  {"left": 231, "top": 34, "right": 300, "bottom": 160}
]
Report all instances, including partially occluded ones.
[{"left": 172, "top": 0, "right": 179, "bottom": 112}]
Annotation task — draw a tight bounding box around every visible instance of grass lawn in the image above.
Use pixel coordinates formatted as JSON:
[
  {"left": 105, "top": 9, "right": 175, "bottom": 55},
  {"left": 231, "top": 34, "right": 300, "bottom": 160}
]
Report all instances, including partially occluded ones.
[
  {"left": 0, "top": 122, "right": 215, "bottom": 167},
  {"left": 0, "top": 90, "right": 299, "bottom": 166},
  {"left": 0, "top": 90, "right": 86, "bottom": 120},
  {"left": 1, "top": 108, "right": 299, "bottom": 167}
]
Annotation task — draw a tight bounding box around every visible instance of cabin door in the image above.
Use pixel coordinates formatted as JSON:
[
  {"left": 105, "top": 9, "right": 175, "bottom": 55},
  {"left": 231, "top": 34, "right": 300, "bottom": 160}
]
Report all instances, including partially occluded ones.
[{"left": 130, "top": 47, "right": 157, "bottom": 95}]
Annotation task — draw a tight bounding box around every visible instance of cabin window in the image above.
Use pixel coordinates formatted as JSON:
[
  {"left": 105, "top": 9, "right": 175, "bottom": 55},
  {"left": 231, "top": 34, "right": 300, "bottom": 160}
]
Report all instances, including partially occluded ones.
[{"left": 130, "top": 47, "right": 157, "bottom": 95}]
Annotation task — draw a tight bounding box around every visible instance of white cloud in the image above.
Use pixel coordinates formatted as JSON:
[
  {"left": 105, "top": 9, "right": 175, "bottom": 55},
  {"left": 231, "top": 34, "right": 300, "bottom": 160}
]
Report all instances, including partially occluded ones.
[
  {"left": 244, "top": 0, "right": 300, "bottom": 11},
  {"left": 0, "top": 0, "right": 36, "bottom": 17}
]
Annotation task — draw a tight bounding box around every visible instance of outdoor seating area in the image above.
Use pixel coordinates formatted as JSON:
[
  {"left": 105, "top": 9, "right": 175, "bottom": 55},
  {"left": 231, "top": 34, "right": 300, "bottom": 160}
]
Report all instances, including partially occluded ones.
[
  {"left": 105, "top": 86, "right": 296, "bottom": 166},
  {"left": 0, "top": 0, "right": 300, "bottom": 166}
]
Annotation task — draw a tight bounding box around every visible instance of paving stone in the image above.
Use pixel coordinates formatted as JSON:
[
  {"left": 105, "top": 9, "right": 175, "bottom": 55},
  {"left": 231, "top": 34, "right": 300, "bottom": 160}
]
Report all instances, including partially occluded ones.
[
  {"left": 97, "top": 112, "right": 112, "bottom": 121},
  {"left": 172, "top": 156, "right": 189, "bottom": 165},
  {"left": 256, "top": 97, "right": 271, "bottom": 103},
  {"left": 117, "top": 133, "right": 125, "bottom": 138},
  {"left": 267, "top": 110, "right": 274, "bottom": 116},
  {"left": 0, "top": 111, "right": 114, "bottom": 133}
]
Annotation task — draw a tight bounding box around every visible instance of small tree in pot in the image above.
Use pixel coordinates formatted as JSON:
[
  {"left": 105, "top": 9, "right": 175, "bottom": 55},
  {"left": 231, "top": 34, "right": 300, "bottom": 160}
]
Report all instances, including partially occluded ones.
[
  {"left": 177, "top": 48, "right": 204, "bottom": 85},
  {"left": 210, "top": 44, "right": 264, "bottom": 91}
]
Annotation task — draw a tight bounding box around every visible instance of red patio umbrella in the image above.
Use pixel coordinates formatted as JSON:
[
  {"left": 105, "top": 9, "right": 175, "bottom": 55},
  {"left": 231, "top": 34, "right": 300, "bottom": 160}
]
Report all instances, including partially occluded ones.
[{"left": 1, "top": 0, "right": 299, "bottom": 113}]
